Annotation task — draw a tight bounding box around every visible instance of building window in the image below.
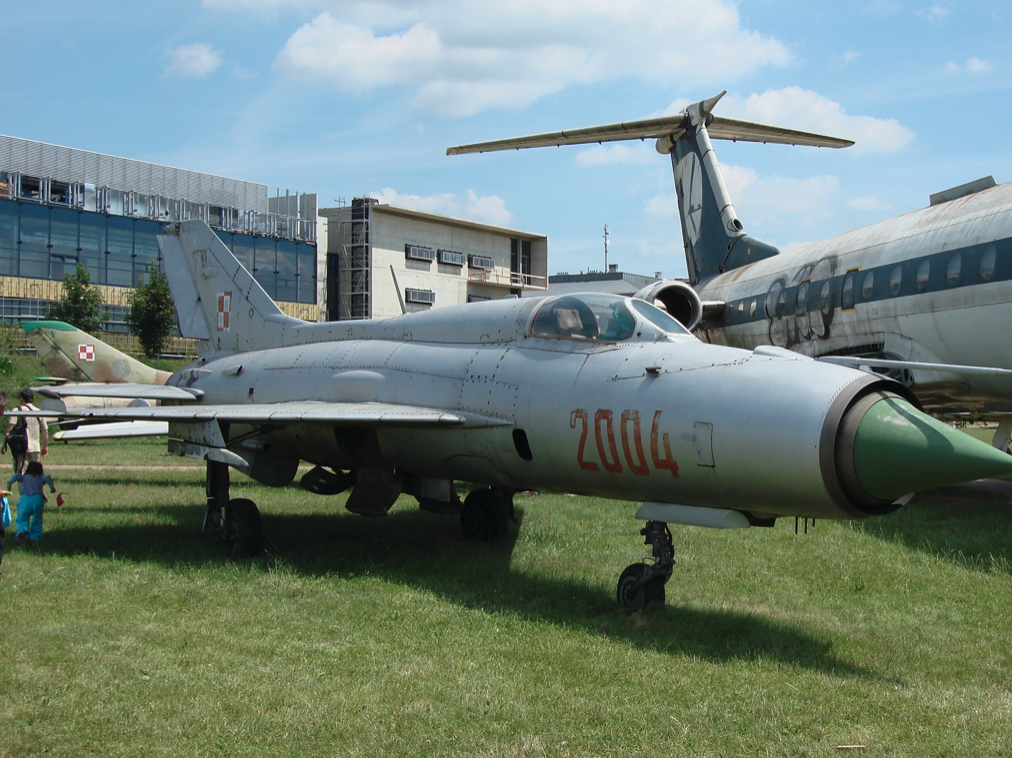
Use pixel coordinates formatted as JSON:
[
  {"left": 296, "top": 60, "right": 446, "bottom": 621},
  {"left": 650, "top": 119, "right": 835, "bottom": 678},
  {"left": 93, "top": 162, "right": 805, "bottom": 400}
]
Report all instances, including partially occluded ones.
[
  {"left": 405, "top": 288, "right": 435, "bottom": 305},
  {"left": 469, "top": 254, "right": 494, "bottom": 271},
  {"left": 437, "top": 249, "right": 464, "bottom": 266},
  {"left": 405, "top": 244, "right": 435, "bottom": 262}
]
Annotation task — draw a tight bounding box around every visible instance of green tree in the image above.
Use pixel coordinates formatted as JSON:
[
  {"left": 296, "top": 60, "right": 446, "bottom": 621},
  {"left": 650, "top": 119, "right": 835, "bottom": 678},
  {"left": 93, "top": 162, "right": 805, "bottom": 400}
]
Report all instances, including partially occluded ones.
[
  {"left": 47, "top": 263, "right": 104, "bottom": 334},
  {"left": 128, "top": 267, "right": 176, "bottom": 357}
]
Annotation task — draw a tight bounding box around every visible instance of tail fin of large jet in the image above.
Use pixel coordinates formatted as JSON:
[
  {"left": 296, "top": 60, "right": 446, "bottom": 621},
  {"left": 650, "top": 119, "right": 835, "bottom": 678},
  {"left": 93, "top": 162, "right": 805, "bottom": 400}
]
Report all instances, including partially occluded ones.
[
  {"left": 158, "top": 220, "right": 303, "bottom": 354},
  {"left": 22, "top": 320, "right": 171, "bottom": 384},
  {"left": 447, "top": 92, "right": 853, "bottom": 285}
]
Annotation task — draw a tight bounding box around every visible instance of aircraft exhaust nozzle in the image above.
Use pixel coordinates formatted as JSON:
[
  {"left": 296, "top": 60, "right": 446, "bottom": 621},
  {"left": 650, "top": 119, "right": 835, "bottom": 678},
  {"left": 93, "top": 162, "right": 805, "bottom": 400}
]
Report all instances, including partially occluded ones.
[
  {"left": 633, "top": 280, "right": 702, "bottom": 331},
  {"left": 829, "top": 390, "right": 1012, "bottom": 513}
]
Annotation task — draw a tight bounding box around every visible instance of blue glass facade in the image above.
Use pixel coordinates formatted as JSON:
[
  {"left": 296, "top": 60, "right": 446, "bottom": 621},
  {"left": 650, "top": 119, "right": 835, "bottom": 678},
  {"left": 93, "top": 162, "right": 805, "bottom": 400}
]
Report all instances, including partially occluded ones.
[{"left": 0, "top": 198, "right": 317, "bottom": 304}]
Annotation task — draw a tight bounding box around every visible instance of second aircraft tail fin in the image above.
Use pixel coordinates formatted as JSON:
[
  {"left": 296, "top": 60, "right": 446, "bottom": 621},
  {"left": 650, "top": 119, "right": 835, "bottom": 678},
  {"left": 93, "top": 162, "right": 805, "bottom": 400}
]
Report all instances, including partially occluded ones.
[
  {"left": 158, "top": 220, "right": 303, "bottom": 354},
  {"left": 22, "top": 320, "right": 171, "bottom": 384}
]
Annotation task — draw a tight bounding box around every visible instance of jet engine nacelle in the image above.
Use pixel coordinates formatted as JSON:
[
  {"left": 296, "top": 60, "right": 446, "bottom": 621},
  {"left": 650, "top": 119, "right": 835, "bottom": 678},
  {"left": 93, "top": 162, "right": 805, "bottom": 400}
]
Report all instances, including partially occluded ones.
[{"left": 633, "top": 280, "right": 703, "bottom": 331}]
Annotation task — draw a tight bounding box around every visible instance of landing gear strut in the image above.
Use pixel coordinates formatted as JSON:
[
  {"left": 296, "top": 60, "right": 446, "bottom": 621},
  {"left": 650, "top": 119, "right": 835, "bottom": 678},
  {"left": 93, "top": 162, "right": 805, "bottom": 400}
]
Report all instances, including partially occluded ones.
[
  {"left": 460, "top": 487, "right": 515, "bottom": 542},
  {"left": 205, "top": 460, "right": 263, "bottom": 555},
  {"left": 616, "top": 520, "right": 673, "bottom": 607}
]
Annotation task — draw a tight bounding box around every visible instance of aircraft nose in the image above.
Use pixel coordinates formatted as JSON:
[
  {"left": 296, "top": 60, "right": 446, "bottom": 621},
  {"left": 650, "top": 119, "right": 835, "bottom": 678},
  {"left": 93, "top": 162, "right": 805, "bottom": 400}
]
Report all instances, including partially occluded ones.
[{"left": 835, "top": 393, "right": 1012, "bottom": 506}]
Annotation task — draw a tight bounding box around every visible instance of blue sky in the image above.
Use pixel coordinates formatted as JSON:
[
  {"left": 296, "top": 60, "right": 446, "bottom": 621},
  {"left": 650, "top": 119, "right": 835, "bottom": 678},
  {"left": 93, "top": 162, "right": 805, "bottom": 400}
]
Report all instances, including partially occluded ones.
[{"left": 2, "top": 0, "right": 1009, "bottom": 279}]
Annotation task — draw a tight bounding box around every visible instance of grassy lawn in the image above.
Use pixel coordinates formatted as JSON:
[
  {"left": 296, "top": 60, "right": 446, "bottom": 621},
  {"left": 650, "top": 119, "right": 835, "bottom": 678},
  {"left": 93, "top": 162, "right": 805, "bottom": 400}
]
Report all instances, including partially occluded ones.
[{"left": 1, "top": 438, "right": 1011, "bottom": 756}]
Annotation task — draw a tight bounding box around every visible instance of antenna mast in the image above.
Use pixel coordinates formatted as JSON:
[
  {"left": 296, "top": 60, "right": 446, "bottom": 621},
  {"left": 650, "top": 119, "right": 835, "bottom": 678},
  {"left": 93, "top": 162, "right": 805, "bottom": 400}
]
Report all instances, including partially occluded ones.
[{"left": 603, "top": 224, "right": 609, "bottom": 272}]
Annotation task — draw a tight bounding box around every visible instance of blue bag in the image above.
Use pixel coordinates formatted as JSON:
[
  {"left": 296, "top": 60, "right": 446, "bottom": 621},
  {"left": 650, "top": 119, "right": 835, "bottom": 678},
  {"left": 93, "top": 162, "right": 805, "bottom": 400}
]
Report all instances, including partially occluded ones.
[{"left": 1, "top": 496, "right": 10, "bottom": 529}]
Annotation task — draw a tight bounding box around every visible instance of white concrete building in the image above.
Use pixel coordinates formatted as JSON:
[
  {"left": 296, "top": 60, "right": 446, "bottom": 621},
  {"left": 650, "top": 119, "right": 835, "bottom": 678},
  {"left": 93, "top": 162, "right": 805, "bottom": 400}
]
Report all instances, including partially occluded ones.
[{"left": 321, "top": 199, "right": 548, "bottom": 320}]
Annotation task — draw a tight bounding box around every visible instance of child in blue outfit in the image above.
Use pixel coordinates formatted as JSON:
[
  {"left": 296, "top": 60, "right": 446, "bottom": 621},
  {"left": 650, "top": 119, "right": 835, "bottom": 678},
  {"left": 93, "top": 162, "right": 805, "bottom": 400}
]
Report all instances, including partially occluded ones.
[{"left": 10, "top": 461, "right": 56, "bottom": 545}]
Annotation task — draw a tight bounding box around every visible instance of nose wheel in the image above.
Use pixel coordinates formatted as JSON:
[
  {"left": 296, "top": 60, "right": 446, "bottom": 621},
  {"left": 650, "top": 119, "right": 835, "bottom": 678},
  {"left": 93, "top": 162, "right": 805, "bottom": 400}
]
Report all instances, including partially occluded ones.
[{"left": 616, "top": 520, "right": 673, "bottom": 607}]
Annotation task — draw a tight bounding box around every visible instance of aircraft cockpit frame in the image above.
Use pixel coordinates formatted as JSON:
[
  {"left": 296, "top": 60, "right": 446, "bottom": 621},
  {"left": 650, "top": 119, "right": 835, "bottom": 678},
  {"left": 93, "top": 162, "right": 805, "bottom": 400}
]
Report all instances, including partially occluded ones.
[{"left": 529, "top": 293, "right": 692, "bottom": 344}]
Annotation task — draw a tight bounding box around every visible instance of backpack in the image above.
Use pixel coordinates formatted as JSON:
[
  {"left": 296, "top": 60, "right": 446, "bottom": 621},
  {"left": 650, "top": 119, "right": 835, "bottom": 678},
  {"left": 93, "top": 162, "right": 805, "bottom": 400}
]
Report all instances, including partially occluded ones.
[{"left": 6, "top": 417, "right": 27, "bottom": 455}]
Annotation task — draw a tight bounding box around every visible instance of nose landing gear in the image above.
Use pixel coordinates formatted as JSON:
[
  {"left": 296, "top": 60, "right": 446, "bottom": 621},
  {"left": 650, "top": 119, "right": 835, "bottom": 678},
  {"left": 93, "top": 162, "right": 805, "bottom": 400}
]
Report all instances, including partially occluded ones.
[{"left": 617, "top": 520, "right": 674, "bottom": 607}]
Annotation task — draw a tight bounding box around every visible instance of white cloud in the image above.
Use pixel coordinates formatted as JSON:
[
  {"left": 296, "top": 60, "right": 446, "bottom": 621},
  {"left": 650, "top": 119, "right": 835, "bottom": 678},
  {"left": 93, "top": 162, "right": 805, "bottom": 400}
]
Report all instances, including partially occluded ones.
[
  {"left": 164, "top": 43, "right": 223, "bottom": 78},
  {"left": 575, "top": 143, "right": 657, "bottom": 167},
  {"left": 672, "top": 87, "right": 915, "bottom": 154},
  {"left": 926, "top": 4, "right": 949, "bottom": 21},
  {"left": 966, "top": 57, "right": 993, "bottom": 73},
  {"left": 371, "top": 187, "right": 513, "bottom": 226},
  {"left": 847, "top": 195, "right": 891, "bottom": 211},
  {"left": 840, "top": 50, "right": 861, "bottom": 65},
  {"left": 644, "top": 162, "right": 841, "bottom": 234},
  {"left": 946, "top": 57, "right": 994, "bottom": 74},
  {"left": 271, "top": 0, "right": 791, "bottom": 116}
]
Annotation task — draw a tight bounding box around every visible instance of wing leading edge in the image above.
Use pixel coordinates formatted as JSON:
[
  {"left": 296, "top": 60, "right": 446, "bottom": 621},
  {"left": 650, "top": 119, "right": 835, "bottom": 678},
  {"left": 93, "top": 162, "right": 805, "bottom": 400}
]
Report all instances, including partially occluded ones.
[{"left": 8, "top": 400, "right": 511, "bottom": 428}]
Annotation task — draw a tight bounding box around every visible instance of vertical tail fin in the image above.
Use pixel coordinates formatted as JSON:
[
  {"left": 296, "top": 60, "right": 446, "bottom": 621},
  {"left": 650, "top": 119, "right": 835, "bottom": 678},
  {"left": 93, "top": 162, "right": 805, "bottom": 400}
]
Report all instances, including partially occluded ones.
[
  {"left": 447, "top": 93, "right": 852, "bottom": 287},
  {"left": 668, "top": 95, "right": 780, "bottom": 285},
  {"left": 22, "top": 321, "right": 170, "bottom": 384},
  {"left": 158, "top": 220, "right": 303, "bottom": 354}
]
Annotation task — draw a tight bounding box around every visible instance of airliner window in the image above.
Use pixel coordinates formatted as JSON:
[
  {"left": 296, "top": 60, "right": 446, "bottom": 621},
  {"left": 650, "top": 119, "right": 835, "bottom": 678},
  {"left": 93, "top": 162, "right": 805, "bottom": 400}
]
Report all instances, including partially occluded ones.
[
  {"left": 890, "top": 266, "right": 902, "bottom": 296},
  {"left": 765, "top": 281, "right": 785, "bottom": 319},
  {"left": 819, "top": 281, "right": 832, "bottom": 314},
  {"left": 841, "top": 271, "right": 857, "bottom": 310},
  {"left": 946, "top": 254, "right": 961, "bottom": 286},
  {"left": 531, "top": 294, "right": 635, "bottom": 342},
  {"left": 796, "top": 282, "right": 809, "bottom": 313},
  {"left": 630, "top": 298, "right": 690, "bottom": 335},
  {"left": 862, "top": 271, "right": 874, "bottom": 300},
  {"left": 981, "top": 245, "right": 996, "bottom": 280},
  {"left": 917, "top": 260, "right": 930, "bottom": 291}
]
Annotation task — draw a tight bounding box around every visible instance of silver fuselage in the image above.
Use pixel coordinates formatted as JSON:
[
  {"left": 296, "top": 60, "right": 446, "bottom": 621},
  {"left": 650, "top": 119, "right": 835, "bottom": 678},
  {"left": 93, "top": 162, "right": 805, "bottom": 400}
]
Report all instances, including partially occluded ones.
[{"left": 168, "top": 296, "right": 894, "bottom": 521}]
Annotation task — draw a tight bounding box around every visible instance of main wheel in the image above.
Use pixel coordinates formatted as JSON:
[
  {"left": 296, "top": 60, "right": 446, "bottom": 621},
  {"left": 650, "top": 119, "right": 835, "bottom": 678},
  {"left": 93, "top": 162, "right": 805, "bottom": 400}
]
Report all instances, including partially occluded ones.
[
  {"left": 222, "top": 498, "right": 263, "bottom": 555},
  {"left": 460, "top": 488, "right": 509, "bottom": 542},
  {"left": 616, "top": 563, "right": 666, "bottom": 607}
]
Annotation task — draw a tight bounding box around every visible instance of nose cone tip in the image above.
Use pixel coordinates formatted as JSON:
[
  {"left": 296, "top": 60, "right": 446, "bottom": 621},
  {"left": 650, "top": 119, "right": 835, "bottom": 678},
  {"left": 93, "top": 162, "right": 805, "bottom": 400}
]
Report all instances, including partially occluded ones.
[{"left": 852, "top": 398, "right": 1012, "bottom": 501}]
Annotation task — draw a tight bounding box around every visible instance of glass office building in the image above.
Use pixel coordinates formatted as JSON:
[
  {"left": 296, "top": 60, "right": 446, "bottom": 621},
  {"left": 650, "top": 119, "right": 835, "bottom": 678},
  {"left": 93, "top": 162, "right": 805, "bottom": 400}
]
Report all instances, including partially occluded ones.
[{"left": 0, "top": 134, "right": 321, "bottom": 332}]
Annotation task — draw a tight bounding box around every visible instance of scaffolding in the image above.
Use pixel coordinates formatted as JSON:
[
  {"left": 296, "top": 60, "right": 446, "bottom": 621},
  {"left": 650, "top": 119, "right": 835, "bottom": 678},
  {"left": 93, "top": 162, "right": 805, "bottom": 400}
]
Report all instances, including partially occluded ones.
[{"left": 337, "top": 198, "right": 374, "bottom": 319}]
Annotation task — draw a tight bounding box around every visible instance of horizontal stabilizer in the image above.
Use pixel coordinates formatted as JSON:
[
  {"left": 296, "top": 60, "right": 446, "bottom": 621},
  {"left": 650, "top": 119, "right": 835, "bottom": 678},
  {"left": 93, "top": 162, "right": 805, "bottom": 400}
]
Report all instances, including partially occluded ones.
[
  {"left": 9, "top": 401, "right": 513, "bottom": 428},
  {"left": 448, "top": 114, "right": 853, "bottom": 155},
  {"left": 34, "top": 383, "right": 203, "bottom": 401}
]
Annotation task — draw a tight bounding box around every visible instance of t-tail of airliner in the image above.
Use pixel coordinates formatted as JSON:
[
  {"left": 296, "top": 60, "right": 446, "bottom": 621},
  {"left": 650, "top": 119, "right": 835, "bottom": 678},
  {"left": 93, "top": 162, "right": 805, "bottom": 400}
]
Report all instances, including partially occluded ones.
[
  {"left": 157, "top": 221, "right": 303, "bottom": 354},
  {"left": 447, "top": 91, "right": 852, "bottom": 286}
]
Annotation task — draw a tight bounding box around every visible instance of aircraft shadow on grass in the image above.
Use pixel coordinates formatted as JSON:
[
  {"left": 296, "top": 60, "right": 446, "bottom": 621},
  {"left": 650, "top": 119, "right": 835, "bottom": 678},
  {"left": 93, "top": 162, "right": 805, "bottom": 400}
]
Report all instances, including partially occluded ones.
[
  {"left": 857, "top": 486, "right": 1012, "bottom": 574},
  {"left": 37, "top": 499, "right": 874, "bottom": 680}
]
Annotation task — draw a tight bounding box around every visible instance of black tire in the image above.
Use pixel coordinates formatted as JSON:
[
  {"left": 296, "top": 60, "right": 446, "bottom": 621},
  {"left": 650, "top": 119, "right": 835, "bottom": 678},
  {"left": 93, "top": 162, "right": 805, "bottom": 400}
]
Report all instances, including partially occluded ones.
[
  {"left": 222, "top": 498, "right": 263, "bottom": 556},
  {"left": 460, "top": 488, "right": 509, "bottom": 542},
  {"left": 616, "top": 563, "right": 666, "bottom": 607}
]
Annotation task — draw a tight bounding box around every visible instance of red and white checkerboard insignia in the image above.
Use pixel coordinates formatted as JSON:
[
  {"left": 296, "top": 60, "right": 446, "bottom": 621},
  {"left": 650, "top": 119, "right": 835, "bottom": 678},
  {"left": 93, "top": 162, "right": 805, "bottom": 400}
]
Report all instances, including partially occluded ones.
[
  {"left": 217, "top": 291, "right": 232, "bottom": 332},
  {"left": 78, "top": 344, "right": 95, "bottom": 362}
]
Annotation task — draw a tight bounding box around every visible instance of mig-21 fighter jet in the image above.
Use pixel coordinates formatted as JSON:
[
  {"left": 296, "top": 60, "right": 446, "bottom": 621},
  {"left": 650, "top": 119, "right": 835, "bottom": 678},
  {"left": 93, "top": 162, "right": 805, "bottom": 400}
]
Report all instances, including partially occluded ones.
[{"left": 16, "top": 220, "right": 1012, "bottom": 606}]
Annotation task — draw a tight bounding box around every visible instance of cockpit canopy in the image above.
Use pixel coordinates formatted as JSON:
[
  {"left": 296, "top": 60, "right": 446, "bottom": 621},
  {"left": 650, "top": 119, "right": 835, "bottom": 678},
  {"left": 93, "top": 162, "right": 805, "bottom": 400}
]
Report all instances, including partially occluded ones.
[{"left": 530, "top": 293, "right": 691, "bottom": 342}]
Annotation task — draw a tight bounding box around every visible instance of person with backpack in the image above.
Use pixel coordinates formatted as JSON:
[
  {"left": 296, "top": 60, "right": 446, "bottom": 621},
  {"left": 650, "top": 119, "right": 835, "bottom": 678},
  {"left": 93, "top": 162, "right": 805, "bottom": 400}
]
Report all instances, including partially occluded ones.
[{"left": 5, "top": 389, "right": 47, "bottom": 474}]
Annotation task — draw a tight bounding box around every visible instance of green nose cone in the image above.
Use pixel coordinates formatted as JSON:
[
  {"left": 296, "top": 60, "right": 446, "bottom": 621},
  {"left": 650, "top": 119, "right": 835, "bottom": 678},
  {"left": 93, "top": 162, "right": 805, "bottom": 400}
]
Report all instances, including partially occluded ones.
[{"left": 853, "top": 397, "right": 1012, "bottom": 501}]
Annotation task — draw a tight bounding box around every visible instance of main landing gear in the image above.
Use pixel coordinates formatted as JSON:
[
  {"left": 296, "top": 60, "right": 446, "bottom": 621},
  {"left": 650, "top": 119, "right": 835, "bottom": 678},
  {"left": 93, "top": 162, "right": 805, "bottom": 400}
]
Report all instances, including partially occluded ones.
[
  {"left": 616, "top": 520, "right": 674, "bottom": 607},
  {"left": 460, "top": 487, "right": 515, "bottom": 542},
  {"left": 205, "top": 460, "right": 263, "bottom": 555}
]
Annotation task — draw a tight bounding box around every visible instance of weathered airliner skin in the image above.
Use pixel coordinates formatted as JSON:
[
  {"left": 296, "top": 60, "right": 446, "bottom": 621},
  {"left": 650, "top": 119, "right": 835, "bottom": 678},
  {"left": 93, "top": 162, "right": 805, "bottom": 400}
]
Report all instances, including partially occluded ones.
[
  {"left": 694, "top": 179, "right": 1012, "bottom": 412},
  {"left": 448, "top": 92, "right": 1012, "bottom": 426},
  {"left": 18, "top": 219, "right": 1012, "bottom": 606}
]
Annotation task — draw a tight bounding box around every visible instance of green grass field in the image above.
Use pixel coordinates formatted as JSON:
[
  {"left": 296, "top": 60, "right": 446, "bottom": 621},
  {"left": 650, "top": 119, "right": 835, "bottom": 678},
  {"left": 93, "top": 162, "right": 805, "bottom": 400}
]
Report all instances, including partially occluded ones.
[{"left": 1, "top": 437, "right": 1011, "bottom": 757}]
